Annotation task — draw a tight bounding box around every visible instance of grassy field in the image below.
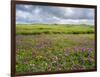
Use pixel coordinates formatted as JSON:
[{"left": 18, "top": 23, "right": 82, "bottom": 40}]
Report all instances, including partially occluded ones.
[
  {"left": 16, "top": 24, "right": 95, "bottom": 74},
  {"left": 16, "top": 24, "right": 94, "bottom": 35}
]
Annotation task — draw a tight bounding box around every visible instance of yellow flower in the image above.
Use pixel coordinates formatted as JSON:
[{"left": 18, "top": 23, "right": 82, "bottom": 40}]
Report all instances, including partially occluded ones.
[{"left": 36, "top": 55, "right": 43, "bottom": 59}]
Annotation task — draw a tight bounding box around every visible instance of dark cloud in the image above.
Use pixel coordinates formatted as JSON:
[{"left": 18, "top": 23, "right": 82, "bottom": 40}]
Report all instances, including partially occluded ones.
[{"left": 16, "top": 4, "right": 94, "bottom": 25}]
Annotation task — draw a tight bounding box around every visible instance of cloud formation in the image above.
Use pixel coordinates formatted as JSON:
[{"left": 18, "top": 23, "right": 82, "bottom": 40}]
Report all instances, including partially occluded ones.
[{"left": 16, "top": 4, "right": 94, "bottom": 25}]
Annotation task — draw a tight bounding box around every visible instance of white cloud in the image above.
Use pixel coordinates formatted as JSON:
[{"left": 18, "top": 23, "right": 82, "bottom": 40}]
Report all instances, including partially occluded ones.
[
  {"left": 57, "top": 19, "right": 94, "bottom": 25},
  {"left": 23, "top": 5, "right": 33, "bottom": 9},
  {"left": 16, "top": 4, "right": 94, "bottom": 25},
  {"left": 60, "top": 7, "right": 75, "bottom": 18}
]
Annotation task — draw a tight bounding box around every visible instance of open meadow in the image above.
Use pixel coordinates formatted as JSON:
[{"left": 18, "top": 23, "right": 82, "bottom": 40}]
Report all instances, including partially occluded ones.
[{"left": 16, "top": 24, "right": 95, "bottom": 74}]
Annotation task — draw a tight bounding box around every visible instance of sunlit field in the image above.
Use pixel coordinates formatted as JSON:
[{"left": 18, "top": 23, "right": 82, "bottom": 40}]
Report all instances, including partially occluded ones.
[
  {"left": 16, "top": 24, "right": 95, "bottom": 74},
  {"left": 16, "top": 24, "right": 94, "bottom": 35}
]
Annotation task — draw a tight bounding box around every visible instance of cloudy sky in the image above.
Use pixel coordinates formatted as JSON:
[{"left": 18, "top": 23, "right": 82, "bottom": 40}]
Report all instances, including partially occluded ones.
[{"left": 16, "top": 4, "right": 94, "bottom": 25}]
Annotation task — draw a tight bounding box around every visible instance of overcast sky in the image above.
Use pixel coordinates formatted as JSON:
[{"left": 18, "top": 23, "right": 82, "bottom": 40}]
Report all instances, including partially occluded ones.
[{"left": 16, "top": 4, "right": 94, "bottom": 25}]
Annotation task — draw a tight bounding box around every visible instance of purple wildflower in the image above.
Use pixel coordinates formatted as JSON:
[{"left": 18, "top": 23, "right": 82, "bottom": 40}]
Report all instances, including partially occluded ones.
[
  {"left": 81, "top": 47, "right": 86, "bottom": 52},
  {"left": 88, "top": 48, "right": 93, "bottom": 53}
]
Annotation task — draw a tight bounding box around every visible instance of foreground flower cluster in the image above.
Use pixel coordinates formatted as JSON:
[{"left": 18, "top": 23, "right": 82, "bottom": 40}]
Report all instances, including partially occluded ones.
[{"left": 16, "top": 34, "right": 95, "bottom": 74}]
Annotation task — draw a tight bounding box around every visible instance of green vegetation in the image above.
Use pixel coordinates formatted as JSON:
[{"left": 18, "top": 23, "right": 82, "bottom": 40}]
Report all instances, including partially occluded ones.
[
  {"left": 16, "top": 24, "right": 95, "bottom": 74},
  {"left": 16, "top": 24, "right": 94, "bottom": 35}
]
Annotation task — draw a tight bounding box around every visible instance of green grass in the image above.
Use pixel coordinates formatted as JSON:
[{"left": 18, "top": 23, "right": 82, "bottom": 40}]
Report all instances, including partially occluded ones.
[
  {"left": 16, "top": 24, "right": 95, "bottom": 74},
  {"left": 16, "top": 24, "right": 94, "bottom": 35}
]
